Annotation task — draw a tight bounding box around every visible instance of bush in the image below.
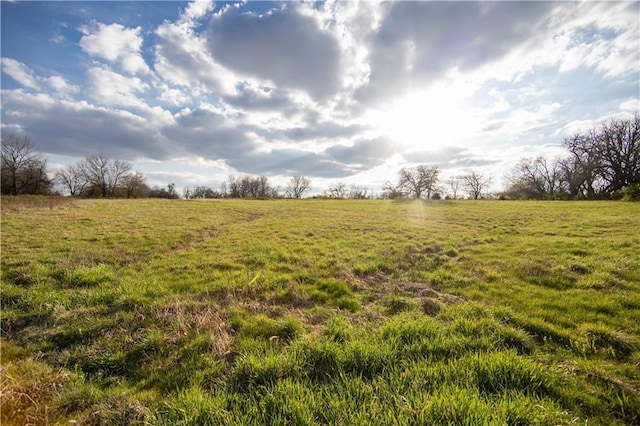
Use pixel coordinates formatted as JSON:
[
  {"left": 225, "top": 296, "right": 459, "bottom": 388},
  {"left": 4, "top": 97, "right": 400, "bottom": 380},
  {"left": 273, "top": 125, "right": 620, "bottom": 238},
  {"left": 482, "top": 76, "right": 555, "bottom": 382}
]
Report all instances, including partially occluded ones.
[{"left": 621, "top": 183, "right": 640, "bottom": 201}]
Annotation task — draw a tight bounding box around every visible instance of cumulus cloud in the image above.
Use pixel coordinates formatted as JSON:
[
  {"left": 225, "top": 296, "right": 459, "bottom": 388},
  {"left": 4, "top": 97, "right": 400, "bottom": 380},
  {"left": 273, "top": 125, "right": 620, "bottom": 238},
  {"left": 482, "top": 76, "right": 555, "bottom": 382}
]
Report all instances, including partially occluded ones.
[
  {"left": 79, "top": 21, "right": 150, "bottom": 74},
  {"left": 157, "top": 85, "right": 191, "bottom": 106},
  {"left": 206, "top": 5, "right": 342, "bottom": 100},
  {"left": 0, "top": 90, "right": 173, "bottom": 159},
  {"left": 620, "top": 98, "right": 640, "bottom": 112},
  {"left": 154, "top": 10, "right": 236, "bottom": 95},
  {"left": 1, "top": 57, "right": 41, "bottom": 90},
  {"left": 179, "top": 0, "right": 214, "bottom": 24},
  {"left": 2, "top": 84, "right": 267, "bottom": 167},
  {"left": 356, "top": 2, "right": 554, "bottom": 104},
  {"left": 87, "top": 67, "right": 149, "bottom": 109},
  {"left": 271, "top": 120, "right": 369, "bottom": 144},
  {"left": 46, "top": 76, "right": 79, "bottom": 96},
  {"left": 224, "top": 84, "right": 291, "bottom": 112},
  {"left": 166, "top": 107, "right": 256, "bottom": 160},
  {"left": 2, "top": 58, "right": 78, "bottom": 98},
  {"left": 225, "top": 135, "right": 399, "bottom": 178}
]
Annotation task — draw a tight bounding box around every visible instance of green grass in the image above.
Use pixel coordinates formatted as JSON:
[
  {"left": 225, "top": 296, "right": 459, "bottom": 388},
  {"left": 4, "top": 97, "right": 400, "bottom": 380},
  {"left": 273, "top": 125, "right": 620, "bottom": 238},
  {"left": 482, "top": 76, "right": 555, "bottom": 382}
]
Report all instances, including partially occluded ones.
[{"left": 1, "top": 198, "right": 639, "bottom": 424}]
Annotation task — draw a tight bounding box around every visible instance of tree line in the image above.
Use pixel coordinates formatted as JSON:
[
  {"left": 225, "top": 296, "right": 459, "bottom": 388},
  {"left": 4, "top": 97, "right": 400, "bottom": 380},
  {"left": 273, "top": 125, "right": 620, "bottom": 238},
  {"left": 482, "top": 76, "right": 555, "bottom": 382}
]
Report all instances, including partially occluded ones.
[
  {"left": 0, "top": 135, "right": 316, "bottom": 200},
  {"left": 2, "top": 114, "right": 638, "bottom": 200},
  {"left": 0, "top": 134, "right": 177, "bottom": 199},
  {"left": 183, "top": 175, "right": 312, "bottom": 199},
  {"left": 381, "top": 113, "right": 638, "bottom": 201},
  {"left": 503, "top": 114, "right": 639, "bottom": 200}
]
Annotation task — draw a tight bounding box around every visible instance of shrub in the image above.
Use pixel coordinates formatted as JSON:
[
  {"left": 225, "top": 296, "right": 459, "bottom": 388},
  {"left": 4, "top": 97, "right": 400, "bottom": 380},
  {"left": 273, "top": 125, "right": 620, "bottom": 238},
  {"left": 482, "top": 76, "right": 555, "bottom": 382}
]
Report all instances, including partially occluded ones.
[{"left": 621, "top": 183, "right": 640, "bottom": 201}]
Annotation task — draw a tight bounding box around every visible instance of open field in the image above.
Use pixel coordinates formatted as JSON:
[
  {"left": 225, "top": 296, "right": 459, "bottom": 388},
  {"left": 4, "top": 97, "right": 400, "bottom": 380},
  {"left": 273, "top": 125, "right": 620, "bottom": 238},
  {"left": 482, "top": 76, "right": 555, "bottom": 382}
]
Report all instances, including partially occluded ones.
[{"left": 1, "top": 198, "right": 639, "bottom": 425}]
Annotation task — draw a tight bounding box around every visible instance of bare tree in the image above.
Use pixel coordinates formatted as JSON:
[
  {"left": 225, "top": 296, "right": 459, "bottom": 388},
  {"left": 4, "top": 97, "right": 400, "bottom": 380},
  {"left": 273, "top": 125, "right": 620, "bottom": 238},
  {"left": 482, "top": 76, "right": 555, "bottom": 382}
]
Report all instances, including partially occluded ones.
[
  {"left": 398, "top": 165, "right": 440, "bottom": 199},
  {"left": 285, "top": 175, "right": 311, "bottom": 198},
  {"left": 461, "top": 170, "right": 491, "bottom": 200},
  {"left": 108, "top": 160, "right": 134, "bottom": 197},
  {"left": 349, "top": 185, "right": 369, "bottom": 199},
  {"left": 561, "top": 114, "right": 639, "bottom": 199},
  {"left": 122, "top": 172, "right": 150, "bottom": 198},
  {"left": 82, "top": 154, "right": 109, "bottom": 197},
  {"left": 226, "top": 175, "right": 278, "bottom": 198},
  {"left": 1, "top": 132, "right": 51, "bottom": 195},
  {"left": 326, "top": 182, "right": 348, "bottom": 199},
  {"left": 56, "top": 158, "right": 146, "bottom": 198},
  {"left": 54, "top": 163, "right": 89, "bottom": 197},
  {"left": 563, "top": 133, "right": 602, "bottom": 199},
  {"left": 184, "top": 185, "right": 223, "bottom": 199},
  {"left": 504, "top": 157, "right": 564, "bottom": 200},
  {"left": 227, "top": 175, "right": 240, "bottom": 198},
  {"left": 556, "top": 155, "right": 590, "bottom": 199},
  {"left": 594, "top": 114, "right": 640, "bottom": 194},
  {"left": 381, "top": 181, "right": 406, "bottom": 199},
  {"left": 81, "top": 154, "right": 133, "bottom": 198},
  {"left": 446, "top": 176, "right": 462, "bottom": 199},
  {"left": 255, "top": 176, "right": 275, "bottom": 198}
]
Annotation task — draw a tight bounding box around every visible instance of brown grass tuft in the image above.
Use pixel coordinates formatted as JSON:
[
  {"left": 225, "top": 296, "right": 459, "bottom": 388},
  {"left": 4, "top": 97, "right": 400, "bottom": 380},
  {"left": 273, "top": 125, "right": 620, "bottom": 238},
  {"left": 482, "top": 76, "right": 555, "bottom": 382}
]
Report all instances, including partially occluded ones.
[
  {"left": 1, "top": 195, "right": 77, "bottom": 211},
  {"left": 0, "top": 360, "right": 70, "bottom": 425},
  {"left": 151, "top": 300, "right": 232, "bottom": 356}
]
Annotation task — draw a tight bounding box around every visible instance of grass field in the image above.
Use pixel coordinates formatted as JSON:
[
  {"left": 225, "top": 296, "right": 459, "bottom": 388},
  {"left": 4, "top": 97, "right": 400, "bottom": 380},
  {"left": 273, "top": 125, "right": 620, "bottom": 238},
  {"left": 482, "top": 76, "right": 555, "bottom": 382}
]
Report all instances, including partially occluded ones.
[{"left": 1, "top": 197, "right": 639, "bottom": 425}]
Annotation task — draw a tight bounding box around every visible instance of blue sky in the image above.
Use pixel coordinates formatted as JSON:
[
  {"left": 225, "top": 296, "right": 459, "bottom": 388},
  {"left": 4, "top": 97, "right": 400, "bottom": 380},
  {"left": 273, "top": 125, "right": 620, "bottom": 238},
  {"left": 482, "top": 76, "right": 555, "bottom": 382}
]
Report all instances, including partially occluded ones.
[{"left": 1, "top": 0, "right": 638, "bottom": 194}]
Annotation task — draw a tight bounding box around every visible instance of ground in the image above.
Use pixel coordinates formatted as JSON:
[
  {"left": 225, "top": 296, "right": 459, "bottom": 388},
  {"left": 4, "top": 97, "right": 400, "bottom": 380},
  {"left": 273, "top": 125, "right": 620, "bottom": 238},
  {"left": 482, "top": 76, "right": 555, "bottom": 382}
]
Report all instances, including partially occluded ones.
[{"left": 1, "top": 197, "right": 639, "bottom": 424}]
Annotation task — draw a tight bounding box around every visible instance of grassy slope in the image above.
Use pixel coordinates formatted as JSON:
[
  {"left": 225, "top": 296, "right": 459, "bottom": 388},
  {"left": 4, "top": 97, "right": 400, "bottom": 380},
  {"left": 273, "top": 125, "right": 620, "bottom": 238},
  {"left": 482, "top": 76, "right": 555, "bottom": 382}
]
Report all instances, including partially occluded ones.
[{"left": 1, "top": 198, "right": 639, "bottom": 424}]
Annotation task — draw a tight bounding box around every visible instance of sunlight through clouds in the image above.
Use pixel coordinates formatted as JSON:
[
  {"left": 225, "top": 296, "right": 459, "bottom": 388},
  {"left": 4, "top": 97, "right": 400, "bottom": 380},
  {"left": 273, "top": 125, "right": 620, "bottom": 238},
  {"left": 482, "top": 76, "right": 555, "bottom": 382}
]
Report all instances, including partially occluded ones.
[{"left": 1, "top": 0, "right": 638, "bottom": 192}]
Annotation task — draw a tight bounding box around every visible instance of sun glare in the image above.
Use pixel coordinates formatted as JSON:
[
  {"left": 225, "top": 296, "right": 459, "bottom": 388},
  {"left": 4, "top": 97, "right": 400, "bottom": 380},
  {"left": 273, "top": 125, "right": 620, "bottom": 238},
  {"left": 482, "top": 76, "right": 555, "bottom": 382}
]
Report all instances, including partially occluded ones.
[{"left": 370, "top": 87, "right": 471, "bottom": 151}]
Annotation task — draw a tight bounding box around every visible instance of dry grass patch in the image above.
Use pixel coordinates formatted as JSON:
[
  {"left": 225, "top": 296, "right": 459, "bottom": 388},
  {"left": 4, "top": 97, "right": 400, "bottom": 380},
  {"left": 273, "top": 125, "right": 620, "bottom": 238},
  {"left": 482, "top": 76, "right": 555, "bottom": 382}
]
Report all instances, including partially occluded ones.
[
  {"left": 151, "top": 300, "right": 232, "bottom": 357},
  {"left": 1, "top": 195, "right": 78, "bottom": 211},
  {"left": 0, "top": 359, "right": 70, "bottom": 425}
]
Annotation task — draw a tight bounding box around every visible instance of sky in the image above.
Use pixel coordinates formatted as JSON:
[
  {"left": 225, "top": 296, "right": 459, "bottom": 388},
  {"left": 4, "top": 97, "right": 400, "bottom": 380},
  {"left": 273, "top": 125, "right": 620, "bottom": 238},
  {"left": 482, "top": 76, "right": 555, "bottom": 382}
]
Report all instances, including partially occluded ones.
[{"left": 1, "top": 0, "right": 639, "bottom": 196}]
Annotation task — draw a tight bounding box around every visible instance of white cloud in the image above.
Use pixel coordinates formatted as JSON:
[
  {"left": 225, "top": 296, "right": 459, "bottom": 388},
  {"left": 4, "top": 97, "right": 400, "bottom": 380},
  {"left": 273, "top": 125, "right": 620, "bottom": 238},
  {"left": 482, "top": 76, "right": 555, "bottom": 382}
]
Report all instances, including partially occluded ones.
[
  {"left": 46, "top": 76, "right": 79, "bottom": 97},
  {"left": 620, "top": 98, "right": 640, "bottom": 112},
  {"left": 483, "top": 103, "right": 564, "bottom": 141},
  {"left": 79, "top": 22, "right": 150, "bottom": 74},
  {"left": 87, "top": 66, "right": 149, "bottom": 108},
  {"left": 180, "top": 0, "right": 214, "bottom": 24},
  {"left": 157, "top": 84, "right": 191, "bottom": 106},
  {"left": 553, "top": 109, "right": 639, "bottom": 139},
  {"left": 154, "top": 10, "right": 236, "bottom": 95},
  {"left": 2, "top": 58, "right": 79, "bottom": 98},
  {"left": 565, "top": 2, "right": 639, "bottom": 78},
  {"left": 1, "top": 57, "right": 41, "bottom": 90},
  {"left": 480, "top": 2, "right": 639, "bottom": 83}
]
